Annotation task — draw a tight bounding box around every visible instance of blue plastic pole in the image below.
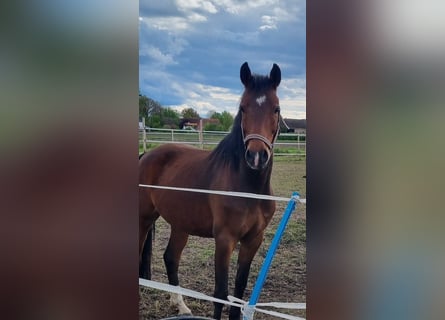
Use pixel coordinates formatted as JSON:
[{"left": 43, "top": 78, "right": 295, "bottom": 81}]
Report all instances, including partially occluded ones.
[{"left": 243, "top": 192, "right": 299, "bottom": 320}]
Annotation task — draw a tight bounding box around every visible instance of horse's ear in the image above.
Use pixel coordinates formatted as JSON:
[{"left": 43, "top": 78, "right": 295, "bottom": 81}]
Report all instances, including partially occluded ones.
[
  {"left": 270, "top": 63, "right": 281, "bottom": 88},
  {"left": 240, "top": 62, "right": 251, "bottom": 87}
]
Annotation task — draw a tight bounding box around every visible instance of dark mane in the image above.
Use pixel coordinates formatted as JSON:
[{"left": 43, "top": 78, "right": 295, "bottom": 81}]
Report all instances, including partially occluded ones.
[
  {"left": 245, "top": 74, "right": 274, "bottom": 92},
  {"left": 208, "top": 110, "right": 244, "bottom": 170}
]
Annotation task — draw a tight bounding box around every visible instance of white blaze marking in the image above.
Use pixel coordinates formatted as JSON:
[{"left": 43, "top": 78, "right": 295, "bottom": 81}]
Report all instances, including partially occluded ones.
[
  {"left": 256, "top": 95, "right": 266, "bottom": 106},
  {"left": 254, "top": 152, "right": 259, "bottom": 167}
]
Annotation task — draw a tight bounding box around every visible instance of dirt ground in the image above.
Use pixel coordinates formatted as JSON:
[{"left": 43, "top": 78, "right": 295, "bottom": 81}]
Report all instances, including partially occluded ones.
[{"left": 139, "top": 158, "right": 306, "bottom": 320}]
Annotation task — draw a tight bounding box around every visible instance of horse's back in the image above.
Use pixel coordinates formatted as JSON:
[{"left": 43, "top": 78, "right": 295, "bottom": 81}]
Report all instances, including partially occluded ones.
[{"left": 139, "top": 144, "right": 209, "bottom": 184}]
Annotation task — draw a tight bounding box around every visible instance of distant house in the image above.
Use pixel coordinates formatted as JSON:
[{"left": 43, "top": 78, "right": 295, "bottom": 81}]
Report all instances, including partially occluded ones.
[
  {"left": 179, "top": 118, "right": 221, "bottom": 131},
  {"left": 280, "top": 118, "right": 306, "bottom": 134}
]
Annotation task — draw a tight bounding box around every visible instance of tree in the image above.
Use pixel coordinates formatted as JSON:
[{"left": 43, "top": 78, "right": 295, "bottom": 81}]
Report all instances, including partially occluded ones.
[
  {"left": 161, "top": 108, "right": 180, "bottom": 129},
  {"left": 138, "top": 93, "right": 181, "bottom": 128},
  {"left": 204, "top": 122, "right": 224, "bottom": 131},
  {"left": 207, "top": 110, "right": 216, "bottom": 118},
  {"left": 148, "top": 114, "right": 162, "bottom": 128},
  {"left": 181, "top": 107, "right": 200, "bottom": 119},
  {"left": 139, "top": 93, "right": 162, "bottom": 120},
  {"left": 211, "top": 111, "right": 234, "bottom": 131}
]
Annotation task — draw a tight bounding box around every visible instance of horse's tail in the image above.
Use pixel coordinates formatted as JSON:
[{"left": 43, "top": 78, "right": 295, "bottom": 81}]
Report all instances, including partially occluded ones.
[
  {"left": 139, "top": 224, "right": 155, "bottom": 279},
  {"left": 139, "top": 151, "right": 155, "bottom": 279}
]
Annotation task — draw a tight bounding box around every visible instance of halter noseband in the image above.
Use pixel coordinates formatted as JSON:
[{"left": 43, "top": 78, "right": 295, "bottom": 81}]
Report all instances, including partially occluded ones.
[{"left": 241, "top": 119, "right": 280, "bottom": 150}]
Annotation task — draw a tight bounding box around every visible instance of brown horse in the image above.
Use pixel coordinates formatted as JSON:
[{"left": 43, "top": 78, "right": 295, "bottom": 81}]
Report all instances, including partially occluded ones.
[{"left": 139, "top": 62, "right": 281, "bottom": 320}]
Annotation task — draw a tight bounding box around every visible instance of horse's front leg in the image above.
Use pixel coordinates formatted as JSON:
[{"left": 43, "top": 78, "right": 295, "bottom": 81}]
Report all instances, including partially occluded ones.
[
  {"left": 213, "top": 232, "right": 237, "bottom": 320},
  {"left": 163, "top": 229, "right": 191, "bottom": 315},
  {"left": 229, "top": 232, "right": 264, "bottom": 320}
]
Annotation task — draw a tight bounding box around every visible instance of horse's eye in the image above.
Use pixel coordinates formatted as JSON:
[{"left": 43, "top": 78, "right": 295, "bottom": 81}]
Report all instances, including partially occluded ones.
[
  {"left": 274, "top": 107, "right": 280, "bottom": 114},
  {"left": 239, "top": 106, "right": 245, "bottom": 113}
]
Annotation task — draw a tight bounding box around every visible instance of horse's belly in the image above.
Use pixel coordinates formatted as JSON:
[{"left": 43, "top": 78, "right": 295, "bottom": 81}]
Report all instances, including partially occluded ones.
[
  {"left": 156, "top": 196, "right": 214, "bottom": 238},
  {"left": 164, "top": 214, "right": 214, "bottom": 238}
]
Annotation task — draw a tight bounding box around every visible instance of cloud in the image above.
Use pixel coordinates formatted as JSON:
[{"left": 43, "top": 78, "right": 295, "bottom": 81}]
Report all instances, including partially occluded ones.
[
  {"left": 258, "top": 4, "right": 302, "bottom": 31},
  {"left": 167, "top": 82, "right": 241, "bottom": 117},
  {"left": 259, "top": 15, "right": 277, "bottom": 30},
  {"left": 139, "top": 0, "right": 306, "bottom": 119},
  {"left": 272, "top": 6, "right": 301, "bottom": 22},
  {"left": 212, "top": 0, "right": 280, "bottom": 14},
  {"left": 280, "top": 78, "right": 306, "bottom": 97},
  {"left": 139, "top": 0, "right": 217, "bottom": 33},
  {"left": 164, "top": 78, "right": 305, "bottom": 119},
  {"left": 140, "top": 16, "right": 190, "bottom": 32},
  {"left": 188, "top": 12, "right": 208, "bottom": 22},
  {"left": 176, "top": 0, "right": 218, "bottom": 14},
  {"left": 138, "top": 21, "right": 189, "bottom": 69},
  {"left": 279, "top": 77, "right": 306, "bottom": 119},
  {"left": 140, "top": 45, "right": 177, "bottom": 66}
]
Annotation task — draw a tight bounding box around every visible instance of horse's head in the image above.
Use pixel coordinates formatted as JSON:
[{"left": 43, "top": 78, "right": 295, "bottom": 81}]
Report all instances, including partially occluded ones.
[{"left": 239, "top": 62, "right": 281, "bottom": 170}]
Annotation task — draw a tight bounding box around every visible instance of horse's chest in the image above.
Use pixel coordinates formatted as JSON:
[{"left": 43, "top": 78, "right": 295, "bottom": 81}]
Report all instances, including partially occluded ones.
[{"left": 239, "top": 203, "right": 275, "bottom": 238}]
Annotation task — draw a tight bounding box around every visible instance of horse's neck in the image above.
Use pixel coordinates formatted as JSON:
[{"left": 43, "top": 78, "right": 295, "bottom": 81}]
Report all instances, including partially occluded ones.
[
  {"left": 207, "top": 129, "right": 273, "bottom": 193},
  {"left": 239, "top": 161, "right": 273, "bottom": 194}
]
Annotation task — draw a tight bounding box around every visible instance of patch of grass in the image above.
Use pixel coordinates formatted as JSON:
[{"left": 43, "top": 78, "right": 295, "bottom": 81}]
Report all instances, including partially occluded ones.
[
  {"left": 192, "top": 245, "right": 214, "bottom": 266},
  {"left": 271, "top": 158, "right": 306, "bottom": 198},
  {"left": 263, "top": 219, "right": 305, "bottom": 245},
  {"left": 274, "top": 147, "right": 305, "bottom": 154},
  {"left": 280, "top": 219, "right": 306, "bottom": 245}
]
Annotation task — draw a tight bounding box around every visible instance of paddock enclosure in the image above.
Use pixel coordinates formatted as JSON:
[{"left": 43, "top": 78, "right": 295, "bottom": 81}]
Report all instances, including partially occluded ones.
[
  {"left": 139, "top": 157, "right": 306, "bottom": 320},
  {"left": 139, "top": 126, "right": 306, "bottom": 158}
]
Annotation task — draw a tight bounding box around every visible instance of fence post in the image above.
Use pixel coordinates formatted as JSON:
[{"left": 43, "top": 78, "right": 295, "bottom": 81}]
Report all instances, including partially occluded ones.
[
  {"left": 142, "top": 117, "right": 147, "bottom": 152},
  {"left": 171, "top": 129, "right": 174, "bottom": 142},
  {"left": 297, "top": 132, "right": 300, "bottom": 150},
  {"left": 199, "top": 119, "right": 203, "bottom": 149}
]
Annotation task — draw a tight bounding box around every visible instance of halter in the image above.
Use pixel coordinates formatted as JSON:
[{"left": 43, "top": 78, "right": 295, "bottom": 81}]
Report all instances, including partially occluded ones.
[{"left": 241, "top": 117, "right": 280, "bottom": 151}]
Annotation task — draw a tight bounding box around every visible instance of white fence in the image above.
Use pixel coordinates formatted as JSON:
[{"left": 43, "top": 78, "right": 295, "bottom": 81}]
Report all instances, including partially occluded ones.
[{"left": 139, "top": 127, "right": 306, "bottom": 157}]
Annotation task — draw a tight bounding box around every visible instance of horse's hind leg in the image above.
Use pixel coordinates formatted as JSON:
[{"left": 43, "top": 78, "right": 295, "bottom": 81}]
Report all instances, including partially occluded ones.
[
  {"left": 139, "top": 225, "right": 154, "bottom": 279},
  {"left": 139, "top": 197, "right": 159, "bottom": 279},
  {"left": 163, "top": 229, "right": 191, "bottom": 315}
]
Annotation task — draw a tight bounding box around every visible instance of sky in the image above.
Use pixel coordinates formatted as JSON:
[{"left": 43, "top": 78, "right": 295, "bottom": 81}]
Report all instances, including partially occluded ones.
[{"left": 139, "top": 0, "right": 306, "bottom": 119}]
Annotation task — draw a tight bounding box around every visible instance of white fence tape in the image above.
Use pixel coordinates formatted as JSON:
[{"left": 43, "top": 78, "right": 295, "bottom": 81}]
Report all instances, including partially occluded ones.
[
  {"left": 138, "top": 184, "right": 306, "bottom": 204},
  {"left": 139, "top": 278, "right": 305, "bottom": 320}
]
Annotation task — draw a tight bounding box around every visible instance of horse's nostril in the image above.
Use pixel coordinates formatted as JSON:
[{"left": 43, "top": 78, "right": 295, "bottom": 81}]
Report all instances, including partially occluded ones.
[
  {"left": 261, "top": 150, "right": 269, "bottom": 163},
  {"left": 245, "top": 150, "right": 253, "bottom": 162},
  {"left": 245, "top": 149, "right": 257, "bottom": 169}
]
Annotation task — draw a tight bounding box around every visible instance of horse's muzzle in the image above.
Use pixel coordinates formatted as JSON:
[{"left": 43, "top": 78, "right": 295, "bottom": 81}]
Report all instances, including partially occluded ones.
[
  {"left": 245, "top": 147, "right": 270, "bottom": 170},
  {"left": 243, "top": 133, "right": 273, "bottom": 170}
]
